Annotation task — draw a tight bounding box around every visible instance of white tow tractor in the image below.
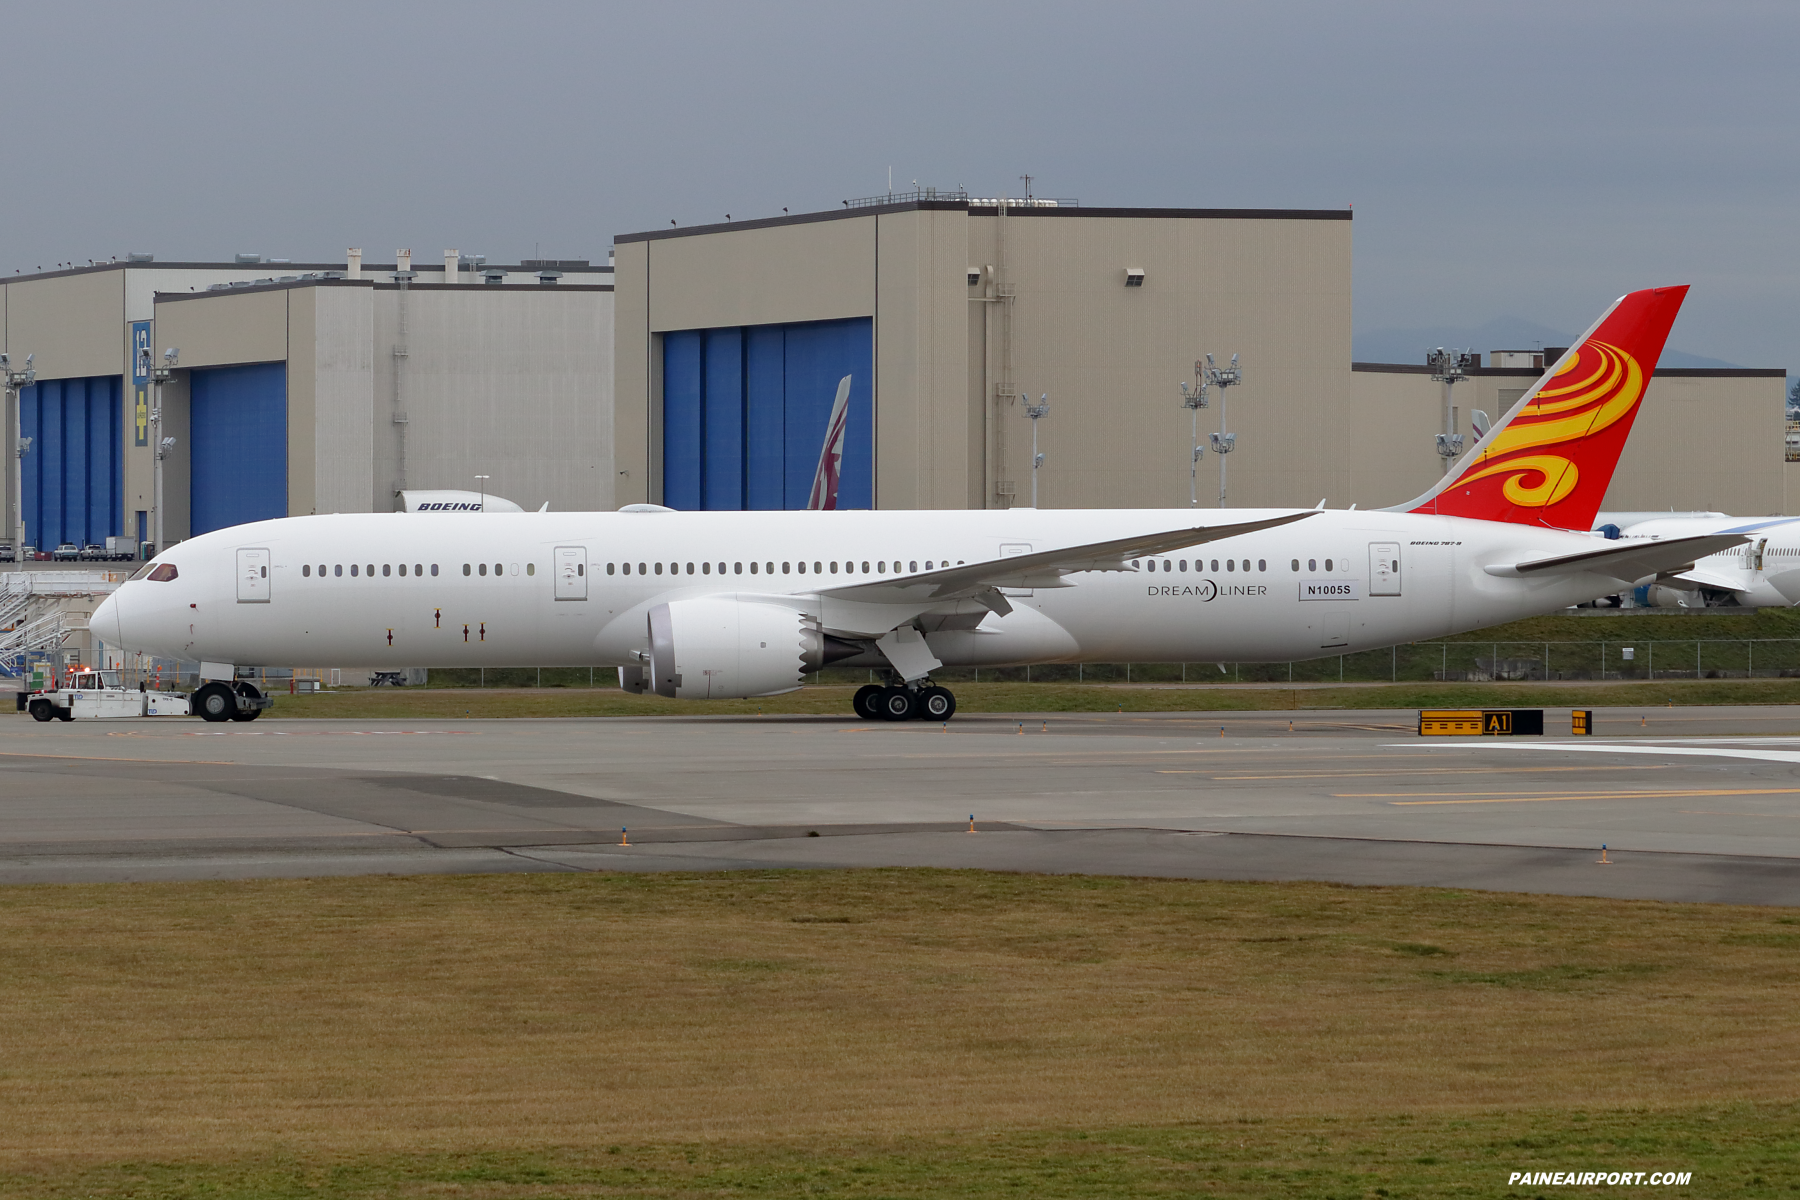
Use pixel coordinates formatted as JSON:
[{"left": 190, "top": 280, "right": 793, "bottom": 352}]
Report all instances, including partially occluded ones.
[{"left": 17, "top": 669, "right": 198, "bottom": 721}]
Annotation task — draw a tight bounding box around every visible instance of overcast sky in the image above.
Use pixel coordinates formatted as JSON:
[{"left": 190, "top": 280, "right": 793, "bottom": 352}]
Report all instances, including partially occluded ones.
[{"left": 8, "top": 1, "right": 1794, "bottom": 370}]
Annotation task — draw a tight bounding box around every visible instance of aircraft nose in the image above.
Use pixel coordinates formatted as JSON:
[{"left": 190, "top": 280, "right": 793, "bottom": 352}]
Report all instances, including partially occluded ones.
[{"left": 93, "top": 589, "right": 124, "bottom": 649}]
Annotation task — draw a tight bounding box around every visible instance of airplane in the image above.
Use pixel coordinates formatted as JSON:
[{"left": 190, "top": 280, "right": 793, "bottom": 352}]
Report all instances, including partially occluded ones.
[
  {"left": 93, "top": 285, "right": 1746, "bottom": 724},
  {"left": 1591, "top": 512, "right": 1800, "bottom": 608}
]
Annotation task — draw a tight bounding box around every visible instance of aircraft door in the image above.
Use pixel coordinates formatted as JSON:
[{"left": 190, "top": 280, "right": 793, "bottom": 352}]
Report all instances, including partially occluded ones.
[
  {"left": 1369, "top": 542, "right": 1401, "bottom": 596},
  {"left": 998, "top": 542, "right": 1033, "bottom": 597},
  {"left": 1752, "top": 538, "right": 1768, "bottom": 573},
  {"left": 236, "top": 548, "right": 271, "bottom": 603},
  {"left": 554, "top": 546, "right": 588, "bottom": 601}
]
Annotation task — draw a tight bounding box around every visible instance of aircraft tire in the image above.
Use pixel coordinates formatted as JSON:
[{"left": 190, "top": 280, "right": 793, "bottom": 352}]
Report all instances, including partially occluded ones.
[
  {"left": 194, "top": 683, "right": 235, "bottom": 723},
  {"left": 28, "top": 700, "right": 54, "bottom": 723},
  {"left": 852, "top": 684, "right": 884, "bottom": 720},
  {"left": 876, "top": 687, "right": 917, "bottom": 721},
  {"left": 917, "top": 686, "right": 956, "bottom": 721}
]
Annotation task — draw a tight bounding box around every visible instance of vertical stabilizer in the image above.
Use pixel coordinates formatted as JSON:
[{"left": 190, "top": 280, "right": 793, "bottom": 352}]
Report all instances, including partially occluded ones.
[
  {"left": 1393, "top": 285, "right": 1688, "bottom": 529},
  {"left": 807, "top": 374, "right": 853, "bottom": 511}
]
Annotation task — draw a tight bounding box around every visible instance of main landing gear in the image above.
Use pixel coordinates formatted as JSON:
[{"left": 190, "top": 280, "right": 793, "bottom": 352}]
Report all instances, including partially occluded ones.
[
  {"left": 193, "top": 680, "right": 265, "bottom": 723},
  {"left": 853, "top": 680, "right": 956, "bottom": 722}
]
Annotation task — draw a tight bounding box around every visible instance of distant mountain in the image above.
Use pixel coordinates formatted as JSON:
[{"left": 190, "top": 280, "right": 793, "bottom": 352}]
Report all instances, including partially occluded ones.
[{"left": 1353, "top": 316, "right": 1741, "bottom": 370}]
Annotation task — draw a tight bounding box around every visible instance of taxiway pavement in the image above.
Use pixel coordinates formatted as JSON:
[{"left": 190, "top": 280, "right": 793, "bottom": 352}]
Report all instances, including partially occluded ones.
[{"left": 4, "top": 705, "right": 1800, "bottom": 903}]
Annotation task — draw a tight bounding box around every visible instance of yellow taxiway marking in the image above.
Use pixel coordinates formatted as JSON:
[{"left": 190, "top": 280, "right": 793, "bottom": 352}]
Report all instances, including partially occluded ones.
[
  {"left": 1366, "top": 788, "right": 1800, "bottom": 806},
  {"left": 1170, "top": 765, "right": 1672, "bottom": 779},
  {"left": 1679, "top": 809, "right": 1800, "bottom": 820}
]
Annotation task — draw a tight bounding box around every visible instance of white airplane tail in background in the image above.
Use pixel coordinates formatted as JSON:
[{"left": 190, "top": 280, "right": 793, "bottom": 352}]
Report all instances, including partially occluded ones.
[{"left": 807, "top": 375, "right": 852, "bottom": 511}]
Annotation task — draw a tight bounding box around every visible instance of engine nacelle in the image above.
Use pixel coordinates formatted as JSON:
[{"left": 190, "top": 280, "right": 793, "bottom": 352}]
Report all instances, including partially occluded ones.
[{"left": 646, "top": 598, "right": 810, "bottom": 699}]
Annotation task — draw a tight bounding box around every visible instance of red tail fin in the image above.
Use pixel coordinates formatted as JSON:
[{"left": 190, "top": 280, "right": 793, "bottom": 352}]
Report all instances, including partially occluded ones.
[{"left": 1402, "top": 285, "right": 1688, "bottom": 529}]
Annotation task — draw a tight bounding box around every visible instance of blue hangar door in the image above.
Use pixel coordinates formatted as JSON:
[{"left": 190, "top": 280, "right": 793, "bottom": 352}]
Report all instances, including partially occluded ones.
[
  {"left": 19, "top": 375, "right": 123, "bottom": 550},
  {"left": 190, "top": 363, "right": 288, "bottom": 536},
  {"left": 662, "top": 316, "right": 872, "bottom": 510}
]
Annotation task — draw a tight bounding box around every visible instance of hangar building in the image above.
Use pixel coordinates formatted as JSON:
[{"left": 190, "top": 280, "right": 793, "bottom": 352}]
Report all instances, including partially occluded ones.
[
  {"left": 613, "top": 193, "right": 1788, "bottom": 517},
  {"left": 2, "top": 254, "right": 612, "bottom": 557}
]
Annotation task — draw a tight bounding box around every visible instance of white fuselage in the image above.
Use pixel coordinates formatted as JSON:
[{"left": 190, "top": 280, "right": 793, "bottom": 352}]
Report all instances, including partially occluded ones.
[
  {"left": 97, "top": 509, "right": 1644, "bottom": 676},
  {"left": 1616, "top": 516, "right": 1800, "bottom": 607}
]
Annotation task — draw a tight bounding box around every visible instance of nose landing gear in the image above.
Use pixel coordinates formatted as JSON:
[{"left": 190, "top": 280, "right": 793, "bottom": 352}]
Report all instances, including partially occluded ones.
[{"left": 852, "top": 679, "right": 957, "bottom": 722}]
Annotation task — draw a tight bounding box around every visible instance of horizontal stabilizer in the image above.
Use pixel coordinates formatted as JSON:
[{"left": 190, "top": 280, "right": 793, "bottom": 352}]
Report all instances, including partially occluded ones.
[
  {"left": 824, "top": 512, "right": 1317, "bottom": 605},
  {"left": 1481, "top": 533, "right": 1747, "bottom": 582}
]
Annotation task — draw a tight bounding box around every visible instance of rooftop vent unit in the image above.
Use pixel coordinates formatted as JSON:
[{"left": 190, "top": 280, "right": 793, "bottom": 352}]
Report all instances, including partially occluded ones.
[
  {"left": 537, "top": 270, "right": 562, "bottom": 285},
  {"left": 522, "top": 259, "right": 588, "bottom": 269},
  {"left": 1124, "top": 268, "right": 1145, "bottom": 287},
  {"left": 481, "top": 268, "right": 507, "bottom": 285},
  {"left": 127, "top": 252, "right": 154, "bottom": 263},
  {"left": 235, "top": 253, "right": 262, "bottom": 264}
]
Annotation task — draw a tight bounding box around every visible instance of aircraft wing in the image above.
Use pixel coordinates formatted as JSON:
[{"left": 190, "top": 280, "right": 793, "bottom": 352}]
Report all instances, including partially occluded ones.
[
  {"left": 1481, "top": 533, "right": 1749, "bottom": 583},
  {"left": 1667, "top": 566, "right": 1748, "bottom": 593},
  {"left": 813, "top": 512, "right": 1316, "bottom": 637}
]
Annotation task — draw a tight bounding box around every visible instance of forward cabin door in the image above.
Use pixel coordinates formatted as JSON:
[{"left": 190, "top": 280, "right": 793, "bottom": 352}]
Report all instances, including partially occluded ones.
[
  {"left": 236, "top": 548, "right": 271, "bottom": 603},
  {"left": 1369, "top": 542, "right": 1401, "bottom": 596},
  {"left": 554, "top": 546, "right": 588, "bottom": 600}
]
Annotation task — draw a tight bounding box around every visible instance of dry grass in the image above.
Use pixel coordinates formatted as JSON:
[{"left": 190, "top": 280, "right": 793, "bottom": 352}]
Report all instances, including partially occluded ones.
[
  {"left": 244, "top": 676, "right": 1800, "bottom": 720},
  {"left": 3, "top": 869, "right": 1799, "bottom": 1182}
]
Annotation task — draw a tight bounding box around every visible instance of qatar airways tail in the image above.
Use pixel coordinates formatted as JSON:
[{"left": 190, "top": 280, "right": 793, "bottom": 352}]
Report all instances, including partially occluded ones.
[{"left": 92, "top": 286, "right": 1742, "bottom": 723}]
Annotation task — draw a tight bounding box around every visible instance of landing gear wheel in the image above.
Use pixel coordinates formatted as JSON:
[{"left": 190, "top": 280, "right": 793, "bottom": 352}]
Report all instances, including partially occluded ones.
[
  {"left": 916, "top": 686, "right": 956, "bottom": 721},
  {"left": 852, "top": 684, "right": 884, "bottom": 721},
  {"left": 876, "top": 687, "right": 918, "bottom": 721},
  {"left": 194, "top": 682, "right": 235, "bottom": 723},
  {"left": 28, "top": 700, "right": 54, "bottom": 723},
  {"left": 229, "top": 682, "right": 263, "bottom": 722}
]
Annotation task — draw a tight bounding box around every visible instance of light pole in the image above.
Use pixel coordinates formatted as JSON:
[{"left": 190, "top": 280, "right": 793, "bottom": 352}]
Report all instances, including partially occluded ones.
[
  {"left": 145, "top": 347, "right": 178, "bottom": 555},
  {"left": 1178, "top": 360, "right": 1209, "bottom": 506},
  {"left": 1023, "top": 394, "right": 1049, "bottom": 508},
  {"left": 475, "top": 475, "right": 490, "bottom": 512},
  {"left": 1205, "top": 353, "right": 1242, "bottom": 507},
  {"left": 3, "top": 352, "right": 36, "bottom": 553},
  {"left": 1427, "top": 348, "right": 1478, "bottom": 474}
]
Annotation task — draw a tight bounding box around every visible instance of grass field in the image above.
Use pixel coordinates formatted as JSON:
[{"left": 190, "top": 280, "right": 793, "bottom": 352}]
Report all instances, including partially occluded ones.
[
  {"left": 4, "top": 870, "right": 1797, "bottom": 1196},
  {"left": 235, "top": 675, "right": 1800, "bottom": 719}
]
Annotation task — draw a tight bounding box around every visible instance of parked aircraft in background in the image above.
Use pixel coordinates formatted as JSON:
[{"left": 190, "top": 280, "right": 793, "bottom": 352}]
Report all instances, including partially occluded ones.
[
  {"left": 94, "top": 286, "right": 1742, "bottom": 722},
  {"left": 1590, "top": 513, "right": 1800, "bottom": 608}
]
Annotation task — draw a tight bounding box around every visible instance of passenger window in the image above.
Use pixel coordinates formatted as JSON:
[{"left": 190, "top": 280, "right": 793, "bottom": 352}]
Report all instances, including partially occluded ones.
[
  {"left": 510, "top": 564, "right": 519, "bottom": 576},
  {"left": 607, "top": 563, "right": 615, "bottom": 575},
  {"left": 750, "top": 562, "right": 759, "bottom": 574},
  {"left": 418, "top": 564, "right": 425, "bottom": 575},
  {"left": 655, "top": 563, "right": 663, "bottom": 575},
  {"left": 734, "top": 562, "right": 743, "bottom": 574},
  {"left": 1325, "top": 558, "right": 1333, "bottom": 571},
  {"left": 352, "top": 564, "right": 360, "bottom": 577},
  {"left": 878, "top": 561, "right": 886, "bottom": 573},
  {"left": 1308, "top": 559, "right": 1317, "bottom": 571},
  {"left": 527, "top": 563, "right": 536, "bottom": 576},
  {"left": 862, "top": 561, "right": 870, "bottom": 573},
  {"left": 1131, "top": 560, "right": 1140, "bottom": 568},
  {"left": 462, "top": 564, "right": 470, "bottom": 576},
  {"left": 303, "top": 564, "right": 311, "bottom": 577},
  {"left": 638, "top": 563, "right": 646, "bottom": 574},
  {"left": 703, "top": 562, "right": 711, "bottom": 574},
  {"left": 925, "top": 561, "right": 934, "bottom": 570},
  {"left": 830, "top": 562, "right": 838, "bottom": 574},
  {"left": 782, "top": 562, "right": 791, "bottom": 574},
  {"left": 686, "top": 563, "right": 694, "bottom": 574},
  {"left": 910, "top": 561, "right": 918, "bottom": 572},
  {"left": 1226, "top": 560, "right": 1235, "bottom": 572},
  {"left": 797, "top": 562, "right": 807, "bottom": 573},
  {"left": 1291, "top": 559, "right": 1299, "bottom": 571},
  {"left": 478, "top": 563, "right": 487, "bottom": 576},
  {"left": 814, "top": 561, "right": 822, "bottom": 573},
  {"left": 1177, "top": 560, "right": 1185, "bottom": 572},
  {"left": 1258, "top": 559, "right": 1266, "bottom": 571},
  {"left": 383, "top": 564, "right": 391, "bottom": 577},
  {"left": 1210, "top": 559, "right": 1219, "bottom": 572}
]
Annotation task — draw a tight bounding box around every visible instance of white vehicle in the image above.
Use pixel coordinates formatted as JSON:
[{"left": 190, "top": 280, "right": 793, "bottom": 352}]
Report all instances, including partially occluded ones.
[
  {"left": 22, "top": 669, "right": 193, "bottom": 722},
  {"left": 93, "top": 286, "right": 1741, "bottom": 722}
]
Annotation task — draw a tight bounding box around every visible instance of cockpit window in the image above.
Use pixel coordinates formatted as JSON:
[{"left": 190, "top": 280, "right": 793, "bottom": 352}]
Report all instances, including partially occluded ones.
[{"left": 146, "top": 563, "right": 178, "bottom": 582}]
